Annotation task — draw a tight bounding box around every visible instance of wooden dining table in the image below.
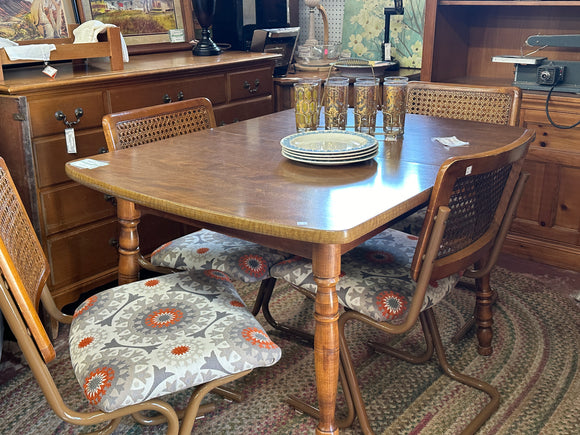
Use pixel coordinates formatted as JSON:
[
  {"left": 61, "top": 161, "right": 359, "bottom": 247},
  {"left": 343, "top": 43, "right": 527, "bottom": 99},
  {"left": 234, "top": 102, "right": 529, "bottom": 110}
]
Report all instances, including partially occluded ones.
[{"left": 66, "top": 109, "right": 534, "bottom": 434}]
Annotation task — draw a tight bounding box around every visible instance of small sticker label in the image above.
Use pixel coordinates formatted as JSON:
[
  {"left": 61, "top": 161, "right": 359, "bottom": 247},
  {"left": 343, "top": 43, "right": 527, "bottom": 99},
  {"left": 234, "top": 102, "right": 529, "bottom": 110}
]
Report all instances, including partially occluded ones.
[
  {"left": 169, "top": 29, "right": 185, "bottom": 43},
  {"left": 42, "top": 65, "right": 57, "bottom": 78},
  {"left": 465, "top": 165, "right": 472, "bottom": 175},
  {"left": 65, "top": 128, "right": 77, "bottom": 154},
  {"left": 69, "top": 159, "right": 109, "bottom": 169}
]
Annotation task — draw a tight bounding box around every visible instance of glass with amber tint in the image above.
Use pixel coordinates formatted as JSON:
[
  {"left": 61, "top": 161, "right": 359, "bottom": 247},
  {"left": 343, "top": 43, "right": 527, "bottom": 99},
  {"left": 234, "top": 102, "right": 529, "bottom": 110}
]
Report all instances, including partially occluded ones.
[
  {"left": 324, "top": 77, "right": 349, "bottom": 130},
  {"left": 382, "top": 76, "right": 408, "bottom": 140},
  {"left": 294, "top": 78, "right": 321, "bottom": 132},
  {"left": 354, "top": 77, "right": 379, "bottom": 134}
]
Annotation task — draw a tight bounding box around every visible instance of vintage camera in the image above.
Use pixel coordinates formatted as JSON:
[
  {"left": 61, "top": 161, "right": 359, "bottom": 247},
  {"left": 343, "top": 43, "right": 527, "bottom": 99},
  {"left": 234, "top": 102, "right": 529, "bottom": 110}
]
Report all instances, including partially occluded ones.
[{"left": 537, "top": 64, "right": 566, "bottom": 86}]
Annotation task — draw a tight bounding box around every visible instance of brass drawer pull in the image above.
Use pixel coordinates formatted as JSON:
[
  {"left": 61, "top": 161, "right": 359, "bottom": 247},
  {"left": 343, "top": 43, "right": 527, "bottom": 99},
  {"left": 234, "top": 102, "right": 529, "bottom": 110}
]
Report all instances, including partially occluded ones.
[
  {"left": 54, "top": 108, "right": 84, "bottom": 128},
  {"left": 163, "top": 91, "right": 185, "bottom": 103},
  {"left": 243, "top": 79, "right": 260, "bottom": 94}
]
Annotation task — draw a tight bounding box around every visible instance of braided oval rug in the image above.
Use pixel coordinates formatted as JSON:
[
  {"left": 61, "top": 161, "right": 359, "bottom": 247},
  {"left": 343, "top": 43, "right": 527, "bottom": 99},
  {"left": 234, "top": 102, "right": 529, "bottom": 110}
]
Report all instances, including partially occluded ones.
[{"left": 0, "top": 267, "right": 578, "bottom": 434}]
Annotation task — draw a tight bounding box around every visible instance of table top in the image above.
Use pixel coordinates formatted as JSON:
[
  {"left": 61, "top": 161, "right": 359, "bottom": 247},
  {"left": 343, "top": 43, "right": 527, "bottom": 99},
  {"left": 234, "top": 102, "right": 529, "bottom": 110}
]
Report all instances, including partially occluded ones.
[{"left": 66, "top": 110, "right": 533, "bottom": 249}]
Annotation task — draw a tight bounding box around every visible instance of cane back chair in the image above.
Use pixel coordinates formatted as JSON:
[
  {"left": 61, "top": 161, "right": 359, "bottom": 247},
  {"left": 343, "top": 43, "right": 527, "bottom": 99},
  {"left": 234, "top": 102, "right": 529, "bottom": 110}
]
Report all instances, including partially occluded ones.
[
  {"left": 260, "top": 83, "right": 525, "bottom": 345},
  {"left": 391, "top": 81, "right": 522, "bottom": 236},
  {"left": 0, "top": 157, "right": 281, "bottom": 434},
  {"left": 102, "top": 98, "right": 292, "bottom": 315},
  {"left": 270, "top": 131, "right": 533, "bottom": 434}
]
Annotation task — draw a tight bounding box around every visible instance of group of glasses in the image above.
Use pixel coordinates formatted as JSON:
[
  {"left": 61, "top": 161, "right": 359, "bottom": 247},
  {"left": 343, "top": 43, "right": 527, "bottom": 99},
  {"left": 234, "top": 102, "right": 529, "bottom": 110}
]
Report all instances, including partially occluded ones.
[{"left": 294, "top": 75, "right": 408, "bottom": 140}]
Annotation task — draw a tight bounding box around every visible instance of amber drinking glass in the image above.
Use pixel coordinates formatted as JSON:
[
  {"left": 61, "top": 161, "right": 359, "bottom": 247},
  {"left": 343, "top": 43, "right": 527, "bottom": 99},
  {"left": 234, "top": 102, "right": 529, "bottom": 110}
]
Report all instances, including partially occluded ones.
[
  {"left": 354, "top": 77, "right": 379, "bottom": 134},
  {"left": 294, "top": 78, "right": 322, "bottom": 132},
  {"left": 324, "top": 77, "right": 349, "bottom": 130},
  {"left": 382, "top": 76, "right": 408, "bottom": 140}
]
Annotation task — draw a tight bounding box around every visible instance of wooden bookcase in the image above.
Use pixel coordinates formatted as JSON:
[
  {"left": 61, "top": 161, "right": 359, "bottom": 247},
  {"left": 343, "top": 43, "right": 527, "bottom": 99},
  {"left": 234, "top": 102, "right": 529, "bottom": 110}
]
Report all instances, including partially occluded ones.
[{"left": 421, "top": 0, "right": 580, "bottom": 271}]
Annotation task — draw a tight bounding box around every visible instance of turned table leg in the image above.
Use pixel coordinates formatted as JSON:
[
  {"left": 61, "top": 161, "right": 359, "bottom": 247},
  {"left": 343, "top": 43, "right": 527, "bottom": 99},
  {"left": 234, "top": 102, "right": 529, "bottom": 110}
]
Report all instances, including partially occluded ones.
[
  {"left": 116, "top": 199, "right": 141, "bottom": 285},
  {"left": 312, "top": 244, "right": 341, "bottom": 435}
]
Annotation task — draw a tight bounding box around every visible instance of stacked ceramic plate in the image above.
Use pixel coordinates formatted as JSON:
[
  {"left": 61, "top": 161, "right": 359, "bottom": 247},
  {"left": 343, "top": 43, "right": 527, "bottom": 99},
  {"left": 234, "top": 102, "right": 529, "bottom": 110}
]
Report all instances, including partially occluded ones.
[{"left": 280, "top": 131, "right": 379, "bottom": 165}]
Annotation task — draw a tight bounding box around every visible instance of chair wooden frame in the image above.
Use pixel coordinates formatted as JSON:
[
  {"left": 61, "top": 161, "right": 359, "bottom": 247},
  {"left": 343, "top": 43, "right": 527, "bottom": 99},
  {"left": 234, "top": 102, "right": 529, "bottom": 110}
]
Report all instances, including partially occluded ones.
[
  {"left": 102, "top": 97, "right": 217, "bottom": 275},
  {"left": 102, "top": 98, "right": 282, "bottom": 323},
  {"left": 279, "top": 133, "right": 533, "bottom": 434},
  {"left": 0, "top": 157, "right": 254, "bottom": 434}
]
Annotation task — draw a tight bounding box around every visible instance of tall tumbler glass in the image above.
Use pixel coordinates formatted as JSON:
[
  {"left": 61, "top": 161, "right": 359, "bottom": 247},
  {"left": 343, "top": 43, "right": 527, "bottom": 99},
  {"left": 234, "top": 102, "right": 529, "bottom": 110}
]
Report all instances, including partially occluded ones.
[
  {"left": 324, "top": 76, "right": 349, "bottom": 130},
  {"left": 382, "top": 76, "right": 409, "bottom": 140},
  {"left": 354, "top": 77, "right": 379, "bottom": 134},
  {"left": 294, "top": 78, "right": 322, "bottom": 132}
]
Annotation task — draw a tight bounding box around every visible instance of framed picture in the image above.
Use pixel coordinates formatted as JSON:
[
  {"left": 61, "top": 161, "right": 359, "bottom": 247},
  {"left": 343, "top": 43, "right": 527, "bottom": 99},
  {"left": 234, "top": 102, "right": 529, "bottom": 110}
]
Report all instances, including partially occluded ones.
[
  {"left": 0, "top": 0, "right": 78, "bottom": 42},
  {"left": 75, "top": 0, "right": 194, "bottom": 53}
]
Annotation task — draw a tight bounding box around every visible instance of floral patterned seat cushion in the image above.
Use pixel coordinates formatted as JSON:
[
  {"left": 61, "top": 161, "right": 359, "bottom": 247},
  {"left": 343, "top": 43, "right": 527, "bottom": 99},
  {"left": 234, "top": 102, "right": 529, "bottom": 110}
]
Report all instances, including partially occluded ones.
[
  {"left": 270, "top": 229, "right": 459, "bottom": 323},
  {"left": 151, "top": 229, "right": 293, "bottom": 283},
  {"left": 69, "top": 269, "right": 281, "bottom": 413}
]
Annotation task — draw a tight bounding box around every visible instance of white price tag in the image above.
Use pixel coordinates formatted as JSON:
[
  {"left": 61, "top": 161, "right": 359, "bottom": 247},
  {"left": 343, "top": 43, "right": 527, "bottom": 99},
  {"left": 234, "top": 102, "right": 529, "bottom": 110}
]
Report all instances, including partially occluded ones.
[
  {"left": 65, "top": 128, "right": 77, "bottom": 154},
  {"left": 42, "top": 65, "right": 58, "bottom": 78},
  {"left": 383, "top": 43, "right": 392, "bottom": 61}
]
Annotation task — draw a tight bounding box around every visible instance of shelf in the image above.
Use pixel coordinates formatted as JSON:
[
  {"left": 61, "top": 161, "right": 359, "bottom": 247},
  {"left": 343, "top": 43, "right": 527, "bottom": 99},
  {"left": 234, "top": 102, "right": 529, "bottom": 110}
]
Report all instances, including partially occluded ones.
[{"left": 0, "top": 25, "right": 123, "bottom": 81}]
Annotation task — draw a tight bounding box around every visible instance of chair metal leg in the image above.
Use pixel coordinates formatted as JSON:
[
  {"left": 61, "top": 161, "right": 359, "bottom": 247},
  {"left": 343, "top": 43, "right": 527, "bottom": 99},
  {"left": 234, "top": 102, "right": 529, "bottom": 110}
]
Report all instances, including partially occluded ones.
[
  {"left": 259, "top": 279, "right": 315, "bottom": 344},
  {"left": 424, "top": 309, "right": 500, "bottom": 435},
  {"left": 370, "top": 313, "right": 434, "bottom": 364}
]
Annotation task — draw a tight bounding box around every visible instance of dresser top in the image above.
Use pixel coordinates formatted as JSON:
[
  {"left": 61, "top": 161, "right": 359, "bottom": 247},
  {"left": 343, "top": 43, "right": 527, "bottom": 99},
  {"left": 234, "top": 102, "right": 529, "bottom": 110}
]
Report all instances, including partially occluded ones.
[{"left": 0, "top": 50, "right": 279, "bottom": 94}]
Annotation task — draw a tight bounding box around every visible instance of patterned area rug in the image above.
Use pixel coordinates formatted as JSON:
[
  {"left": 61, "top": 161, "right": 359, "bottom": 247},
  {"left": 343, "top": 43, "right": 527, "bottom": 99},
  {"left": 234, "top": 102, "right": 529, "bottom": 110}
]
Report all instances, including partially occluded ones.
[{"left": 0, "top": 267, "right": 578, "bottom": 434}]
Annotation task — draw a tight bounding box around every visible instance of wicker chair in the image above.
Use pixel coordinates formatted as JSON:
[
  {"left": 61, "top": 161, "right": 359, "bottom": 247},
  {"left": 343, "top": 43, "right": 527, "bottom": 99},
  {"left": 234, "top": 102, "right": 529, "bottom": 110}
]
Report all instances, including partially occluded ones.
[
  {"left": 390, "top": 81, "right": 522, "bottom": 235},
  {"left": 270, "top": 132, "right": 533, "bottom": 434},
  {"left": 0, "top": 157, "right": 281, "bottom": 434},
  {"left": 102, "top": 98, "right": 292, "bottom": 316}
]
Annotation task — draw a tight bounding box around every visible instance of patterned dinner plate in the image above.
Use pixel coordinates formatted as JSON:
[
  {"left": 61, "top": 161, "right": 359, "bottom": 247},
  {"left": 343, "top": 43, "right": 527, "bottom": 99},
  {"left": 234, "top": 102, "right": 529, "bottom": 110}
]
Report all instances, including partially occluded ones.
[
  {"left": 281, "top": 148, "right": 378, "bottom": 165},
  {"left": 280, "top": 130, "right": 378, "bottom": 155},
  {"left": 282, "top": 144, "right": 378, "bottom": 161}
]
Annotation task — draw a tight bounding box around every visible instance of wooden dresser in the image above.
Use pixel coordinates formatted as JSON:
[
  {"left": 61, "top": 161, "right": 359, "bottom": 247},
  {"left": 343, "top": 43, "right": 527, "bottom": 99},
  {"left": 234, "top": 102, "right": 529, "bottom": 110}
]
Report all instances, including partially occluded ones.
[
  {"left": 0, "top": 50, "right": 278, "bottom": 307},
  {"left": 421, "top": 0, "right": 580, "bottom": 271}
]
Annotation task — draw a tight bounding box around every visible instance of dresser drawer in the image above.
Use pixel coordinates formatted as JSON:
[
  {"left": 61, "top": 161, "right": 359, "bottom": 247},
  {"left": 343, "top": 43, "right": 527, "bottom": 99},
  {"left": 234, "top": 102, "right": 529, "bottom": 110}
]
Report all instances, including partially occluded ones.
[
  {"left": 46, "top": 219, "right": 119, "bottom": 289},
  {"left": 40, "top": 183, "right": 116, "bottom": 235},
  {"left": 523, "top": 110, "right": 580, "bottom": 153},
  {"left": 214, "top": 96, "right": 273, "bottom": 125},
  {"left": 109, "top": 74, "right": 228, "bottom": 112},
  {"left": 34, "top": 130, "right": 107, "bottom": 188},
  {"left": 28, "top": 91, "right": 107, "bottom": 137},
  {"left": 228, "top": 67, "right": 273, "bottom": 102}
]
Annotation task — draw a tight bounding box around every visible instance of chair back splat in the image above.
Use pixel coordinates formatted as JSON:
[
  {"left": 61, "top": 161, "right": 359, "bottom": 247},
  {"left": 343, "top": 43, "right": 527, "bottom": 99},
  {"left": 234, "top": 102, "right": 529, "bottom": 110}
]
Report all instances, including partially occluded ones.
[
  {"left": 102, "top": 97, "right": 216, "bottom": 151},
  {"left": 406, "top": 81, "right": 522, "bottom": 127},
  {"left": 411, "top": 134, "right": 531, "bottom": 283}
]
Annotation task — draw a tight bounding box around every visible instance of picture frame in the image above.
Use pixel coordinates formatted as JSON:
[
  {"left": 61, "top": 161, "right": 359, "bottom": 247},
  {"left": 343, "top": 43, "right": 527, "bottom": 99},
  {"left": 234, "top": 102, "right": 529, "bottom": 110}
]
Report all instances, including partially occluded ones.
[
  {"left": 75, "top": 0, "right": 194, "bottom": 54},
  {"left": 0, "top": 0, "right": 79, "bottom": 42}
]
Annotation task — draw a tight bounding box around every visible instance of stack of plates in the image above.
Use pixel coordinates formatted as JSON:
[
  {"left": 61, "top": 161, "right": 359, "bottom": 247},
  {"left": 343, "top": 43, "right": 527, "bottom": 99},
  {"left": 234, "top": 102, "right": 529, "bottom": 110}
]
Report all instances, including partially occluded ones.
[{"left": 280, "top": 131, "right": 378, "bottom": 165}]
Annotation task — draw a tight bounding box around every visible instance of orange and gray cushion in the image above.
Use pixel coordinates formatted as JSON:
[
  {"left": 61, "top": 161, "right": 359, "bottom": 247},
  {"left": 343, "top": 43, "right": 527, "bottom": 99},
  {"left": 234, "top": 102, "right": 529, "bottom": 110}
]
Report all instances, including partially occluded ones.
[
  {"left": 151, "top": 229, "right": 293, "bottom": 283},
  {"left": 69, "top": 269, "right": 281, "bottom": 413},
  {"left": 270, "top": 229, "right": 459, "bottom": 323}
]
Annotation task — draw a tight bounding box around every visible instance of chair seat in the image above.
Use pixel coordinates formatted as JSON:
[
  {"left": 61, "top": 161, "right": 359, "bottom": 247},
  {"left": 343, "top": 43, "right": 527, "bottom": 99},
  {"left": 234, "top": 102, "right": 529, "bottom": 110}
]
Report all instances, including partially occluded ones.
[
  {"left": 69, "top": 269, "right": 281, "bottom": 413},
  {"left": 151, "top": 229, "right": 293, "bottom": 283},
  {"left": 270, "top": 229, "right": 459, "bottom": 323}
]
